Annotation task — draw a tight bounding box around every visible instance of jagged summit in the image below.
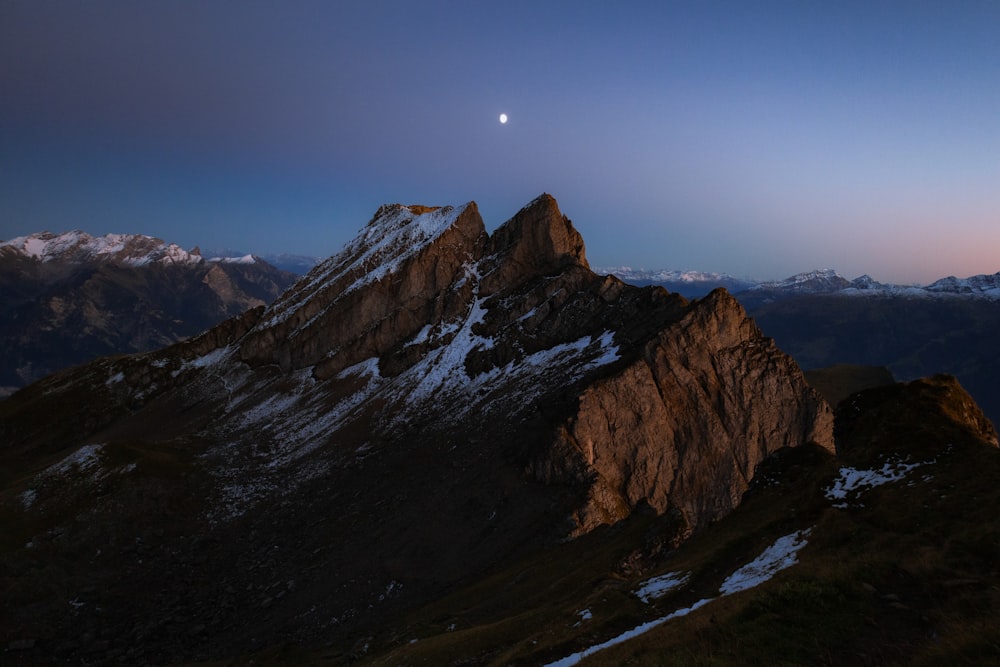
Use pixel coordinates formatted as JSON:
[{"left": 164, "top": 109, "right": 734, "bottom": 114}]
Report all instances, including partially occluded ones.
[
  {"left": 481, "top": 192, "right": 588, "bottom": 292},
  {"left": 238, "top": 194, "right": 592, "bottom": 377}
]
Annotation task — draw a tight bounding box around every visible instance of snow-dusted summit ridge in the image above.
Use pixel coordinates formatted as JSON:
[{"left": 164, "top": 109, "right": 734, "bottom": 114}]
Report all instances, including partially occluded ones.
[{"left": 260, "top": 202, "right": 472, "bottom": 329}]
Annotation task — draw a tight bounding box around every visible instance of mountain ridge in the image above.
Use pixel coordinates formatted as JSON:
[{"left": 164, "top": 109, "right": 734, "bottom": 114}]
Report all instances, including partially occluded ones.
[{"left": 2, "top": 230, "right": 210, "bottom": 267}]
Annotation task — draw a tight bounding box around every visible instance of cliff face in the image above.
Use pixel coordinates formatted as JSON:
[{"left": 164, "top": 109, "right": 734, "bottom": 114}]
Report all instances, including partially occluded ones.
[
  {"left": 0, "top": 194, "right": 834, "bottom": 664},
  {"left": 238, "top": 202, "right": 489, "bottom": 377},
  {"left": 531, "top": 288, "right": 834, "bottom": 534}
]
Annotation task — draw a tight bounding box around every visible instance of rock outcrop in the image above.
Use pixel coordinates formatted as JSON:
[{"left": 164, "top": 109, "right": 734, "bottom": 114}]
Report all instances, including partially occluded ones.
[
  {"left": 0, "top": 194, "right": 834, "bottom": 665},
  {"left": 531, "top": 288, "right": 834, "bottom": 533}
]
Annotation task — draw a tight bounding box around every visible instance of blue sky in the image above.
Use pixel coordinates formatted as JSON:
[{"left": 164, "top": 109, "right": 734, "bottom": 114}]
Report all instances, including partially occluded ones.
[{"left": 2, "top": 1, "right": 998, "bottom": 282}]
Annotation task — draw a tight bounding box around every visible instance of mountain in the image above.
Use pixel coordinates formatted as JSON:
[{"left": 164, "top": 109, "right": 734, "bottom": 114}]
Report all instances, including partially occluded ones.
[
  {"left": 924, "top": 272, "right": 1000, "bottom": 297},
  {"left": 0, "top": 231, "right": 298, "bottom": 395},
  {"left": 0, "top": 194, "right": 835, "bottom": 664},
  {"left": 595, "top": 267, "right": 756, "bottom": 298}
]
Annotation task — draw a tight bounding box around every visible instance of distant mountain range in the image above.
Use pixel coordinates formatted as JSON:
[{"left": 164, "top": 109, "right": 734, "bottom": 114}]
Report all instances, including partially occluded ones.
[{"left": 599, "top": 266, "right": 1000, "bottom": 301}]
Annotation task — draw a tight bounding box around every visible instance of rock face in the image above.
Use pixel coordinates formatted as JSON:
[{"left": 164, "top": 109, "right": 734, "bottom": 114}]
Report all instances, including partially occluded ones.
[
  {"left": 0, "top": 194, "right": 833, "bottom": 664},
  {"left": 534, "top": 288, "right": 834, "bottom": 534}
]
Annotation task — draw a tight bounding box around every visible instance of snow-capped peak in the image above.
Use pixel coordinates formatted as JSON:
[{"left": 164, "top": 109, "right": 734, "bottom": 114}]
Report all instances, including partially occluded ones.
[
  {"left": 209, "top": 254, "right": 258, "bottom": 265},
  {"left": 924, "top": 272, "right": 1000, "bottom": 296},
  {"left": 752, "top": 269, "right": 850, "bottom": 291}
]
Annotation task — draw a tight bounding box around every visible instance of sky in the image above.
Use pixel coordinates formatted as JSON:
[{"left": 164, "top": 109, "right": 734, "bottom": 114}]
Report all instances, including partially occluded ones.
[{"left": 2, "top": 1, "right": 999, "bottom": 283}]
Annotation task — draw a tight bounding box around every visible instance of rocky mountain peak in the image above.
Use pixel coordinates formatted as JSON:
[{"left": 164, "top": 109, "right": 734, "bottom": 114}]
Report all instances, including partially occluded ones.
[
  {"left": 236, "top": 195, "right": 592, "bottom": 377},
  {"left": 0, "top": 194, "right": 837, "bottom": 664},
  {"left": 481, "top": 193, "right": 588, "bottom": 295},
  {"left": 237, "top": 200, "right": 489, "bottom": 375}
]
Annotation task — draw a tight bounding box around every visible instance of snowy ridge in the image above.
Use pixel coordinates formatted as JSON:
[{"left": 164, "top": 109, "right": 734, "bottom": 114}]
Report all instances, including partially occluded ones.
[
  {"left": 924, "top": 272, "right": 1000, "bottom": 297},
  {"left": 262, "top": 203, "right": 471, "bottom": 328},
  {"left": 750, "top": 269, "right": 851, "bottom": 293},
  {"left": 596, "top": 266, "right": 757, "bottom": 296}
]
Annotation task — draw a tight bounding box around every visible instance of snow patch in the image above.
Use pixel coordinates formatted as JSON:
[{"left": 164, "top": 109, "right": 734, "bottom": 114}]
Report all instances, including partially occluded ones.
[
  {"left": 19, "top": 488, "right": 37, "bottom": 510},
  {"left": 546, "top": 598, "right": 714, "bottom": 666},
  {"left": 18, "top": 443, "right": 139, "bottom": 511},
  {"left": 336, "top": 357, "right": 382, "bottom": 380},
  {"left": 210, "top": 254, "right": 257, "bottom": 264},
  {"left": 719, "top": 529, "right": 811, "bottom": 595},
  {"left": 635, "top": 571, "right": 690, "bottom": 604},
  {"left": 825, "top": 458, "right": 928, "bottom": 507},
  {"left": 46, "top": 443, "right": 105, "bottom": 477},
  {"left": 185, "top": 347, "right": 231, "bottom": 369}
]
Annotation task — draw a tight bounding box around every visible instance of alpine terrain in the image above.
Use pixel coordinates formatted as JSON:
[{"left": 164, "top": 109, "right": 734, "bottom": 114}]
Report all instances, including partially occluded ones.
[
  {"left": 1, "top": 195, "right": 997, "bottom": 665},
  {"left": 0, "top": 231, "right": 298, "bottom": 396}
]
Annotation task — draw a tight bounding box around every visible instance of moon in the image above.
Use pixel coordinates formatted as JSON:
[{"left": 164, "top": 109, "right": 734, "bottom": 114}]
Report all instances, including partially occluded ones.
[{"left": 499, "top": 113, "right": 508, "bottom": 124}]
